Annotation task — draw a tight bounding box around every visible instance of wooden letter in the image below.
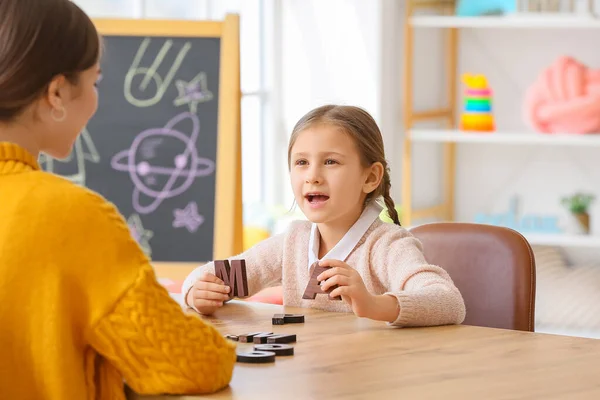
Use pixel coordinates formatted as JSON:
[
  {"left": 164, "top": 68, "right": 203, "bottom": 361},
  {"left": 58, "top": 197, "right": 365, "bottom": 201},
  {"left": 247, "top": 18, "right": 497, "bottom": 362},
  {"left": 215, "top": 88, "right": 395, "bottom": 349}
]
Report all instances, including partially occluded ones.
[
  {"left": 253, "top": 333, "right": 277, "bottom": 344},
  {"left": 266, "top": 334, "right": 297, "bottom": 344},
  {"left": 215, "top": 259, "right": 249, "bottom": 298},
  {"left": 236, "top": 351, "right": 276, "bottom": 364},
  {"left": 237, "top": 332, "right": 269, "bottom": 343},
  {"left": 302, "top": 262, "right": 342, "bottom": 300},
  {"left": 272, "top": 314, "right": 286, "bottom": 325},
  {"left": 230, "top": 259, "right": 249, "bottom": 297},
  {"left": 283, "top": 314, "right": 305, "bottom": 324},
  {"left": 254, "top": 344, "right": 294, "bottom": 356}
]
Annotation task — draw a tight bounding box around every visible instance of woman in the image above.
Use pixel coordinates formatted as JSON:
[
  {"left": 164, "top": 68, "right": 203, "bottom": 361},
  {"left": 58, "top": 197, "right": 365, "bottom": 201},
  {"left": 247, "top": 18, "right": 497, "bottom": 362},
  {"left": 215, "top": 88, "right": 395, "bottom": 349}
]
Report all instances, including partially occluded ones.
[{"left": 0, "top": 1, "right": 236, "bottom": 399}]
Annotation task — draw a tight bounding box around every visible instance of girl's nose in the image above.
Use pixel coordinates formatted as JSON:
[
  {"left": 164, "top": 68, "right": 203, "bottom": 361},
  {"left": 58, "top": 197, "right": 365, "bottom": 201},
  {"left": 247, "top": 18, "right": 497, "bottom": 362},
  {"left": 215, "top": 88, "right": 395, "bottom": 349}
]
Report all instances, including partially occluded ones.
[{"left": 305, "top": 167, "right": 322, "bottom": 184}]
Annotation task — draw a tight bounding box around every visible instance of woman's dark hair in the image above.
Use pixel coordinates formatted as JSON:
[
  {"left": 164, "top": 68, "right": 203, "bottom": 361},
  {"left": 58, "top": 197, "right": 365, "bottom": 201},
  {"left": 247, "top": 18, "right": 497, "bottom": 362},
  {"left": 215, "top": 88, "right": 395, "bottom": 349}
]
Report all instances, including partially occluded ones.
[{"left": 0, "top": 0, "right": 101, "bottom": 122}]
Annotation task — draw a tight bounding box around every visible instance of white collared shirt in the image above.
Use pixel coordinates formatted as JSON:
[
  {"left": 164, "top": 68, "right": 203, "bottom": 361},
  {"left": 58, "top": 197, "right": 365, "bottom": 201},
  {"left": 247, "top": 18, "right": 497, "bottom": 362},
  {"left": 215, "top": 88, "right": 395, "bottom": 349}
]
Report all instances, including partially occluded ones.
[{"left": 307, "top": 201, "right": 384, "bottom": 269}]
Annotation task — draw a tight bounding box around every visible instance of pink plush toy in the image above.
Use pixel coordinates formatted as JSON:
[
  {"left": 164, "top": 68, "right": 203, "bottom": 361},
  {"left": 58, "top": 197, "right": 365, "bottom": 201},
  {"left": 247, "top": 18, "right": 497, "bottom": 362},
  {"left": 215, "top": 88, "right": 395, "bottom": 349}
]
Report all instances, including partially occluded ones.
[{"left": 524, "top": 56, "right": 600, "bottom": 134}]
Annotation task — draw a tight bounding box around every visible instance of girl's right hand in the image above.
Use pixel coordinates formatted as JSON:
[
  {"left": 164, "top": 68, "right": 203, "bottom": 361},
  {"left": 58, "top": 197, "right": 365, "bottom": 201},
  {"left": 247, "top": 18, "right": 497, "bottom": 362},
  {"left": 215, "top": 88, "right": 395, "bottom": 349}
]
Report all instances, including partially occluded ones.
[{"left": 186, "top": 272, "right": 231, "bottom": 315}]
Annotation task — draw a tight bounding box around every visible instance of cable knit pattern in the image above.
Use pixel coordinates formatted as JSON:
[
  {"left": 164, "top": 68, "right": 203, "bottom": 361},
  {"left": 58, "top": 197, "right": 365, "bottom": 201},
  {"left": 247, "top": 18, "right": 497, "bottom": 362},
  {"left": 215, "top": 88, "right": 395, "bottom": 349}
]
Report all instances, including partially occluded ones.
[
  {"left": 183, "top": 219, "right": 466, "bottom": 327},
  {"left": 0, "top": 142, "right": 235, "bottom": 400},
  {"left": 90, "top": 265, "right": 236, "bottom": 395}
]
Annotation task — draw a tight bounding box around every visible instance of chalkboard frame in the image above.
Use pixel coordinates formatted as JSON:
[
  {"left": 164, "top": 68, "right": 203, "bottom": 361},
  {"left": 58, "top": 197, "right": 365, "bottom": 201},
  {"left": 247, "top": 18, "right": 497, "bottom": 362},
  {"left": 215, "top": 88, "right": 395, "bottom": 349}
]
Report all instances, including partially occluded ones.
[{"left": 92, "top": 15, "right": 243, "bottom": 264}]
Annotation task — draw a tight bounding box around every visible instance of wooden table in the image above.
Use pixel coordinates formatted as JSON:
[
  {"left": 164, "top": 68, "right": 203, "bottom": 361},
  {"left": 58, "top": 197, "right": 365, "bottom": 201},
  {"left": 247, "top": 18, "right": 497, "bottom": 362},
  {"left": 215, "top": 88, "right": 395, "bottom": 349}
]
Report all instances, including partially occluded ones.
[{"left": 130, "top": 301, "right": 600, "bottom": 399}]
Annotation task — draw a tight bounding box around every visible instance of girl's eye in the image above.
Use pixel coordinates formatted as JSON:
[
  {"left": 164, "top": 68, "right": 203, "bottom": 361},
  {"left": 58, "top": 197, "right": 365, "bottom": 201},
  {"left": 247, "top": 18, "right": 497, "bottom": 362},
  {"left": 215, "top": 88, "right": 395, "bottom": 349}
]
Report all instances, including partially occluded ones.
[
  {"left": 325, "top": 159, "right": 338, "bottom": 165},
  {"left": 295, "top": 159, "right": 307, "bottom": 166}
]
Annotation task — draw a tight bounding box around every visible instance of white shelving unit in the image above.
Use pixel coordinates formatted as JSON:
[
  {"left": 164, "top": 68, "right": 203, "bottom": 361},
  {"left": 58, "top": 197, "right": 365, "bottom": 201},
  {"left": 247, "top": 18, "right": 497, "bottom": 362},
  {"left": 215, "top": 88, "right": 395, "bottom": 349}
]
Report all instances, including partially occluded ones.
[
  {"left": 410, "top": 15, "right": 600, "bottom": 29},
  {"left": 410, "top": 129, "right": 600, "bottom": 146},
  {"left": 402, "top": 4, "right": 600, "bottom": 249},
  {"left": 409, "top": 129, "right": 600, "bottom": 248}
]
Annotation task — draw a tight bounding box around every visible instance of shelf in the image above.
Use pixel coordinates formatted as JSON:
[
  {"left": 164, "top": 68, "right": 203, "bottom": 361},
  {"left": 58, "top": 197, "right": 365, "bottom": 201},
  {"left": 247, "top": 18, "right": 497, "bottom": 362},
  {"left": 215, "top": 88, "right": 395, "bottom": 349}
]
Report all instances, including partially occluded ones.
[
  {"left": 410, "top": 15, "right": 600, "bottom": 29},
  {"left": 409, "top": 129, "right": 600, "bottom": 147},
  {"left": 523, "top": 233, "right": 600, "bottom": 248}
]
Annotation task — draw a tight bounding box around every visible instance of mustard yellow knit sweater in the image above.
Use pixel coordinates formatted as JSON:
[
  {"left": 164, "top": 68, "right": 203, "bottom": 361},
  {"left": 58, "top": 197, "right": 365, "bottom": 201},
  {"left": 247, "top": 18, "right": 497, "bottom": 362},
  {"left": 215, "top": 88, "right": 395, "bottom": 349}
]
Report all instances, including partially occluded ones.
[{"left": 0, "top": 142, "right": 236, "bottom": 399}]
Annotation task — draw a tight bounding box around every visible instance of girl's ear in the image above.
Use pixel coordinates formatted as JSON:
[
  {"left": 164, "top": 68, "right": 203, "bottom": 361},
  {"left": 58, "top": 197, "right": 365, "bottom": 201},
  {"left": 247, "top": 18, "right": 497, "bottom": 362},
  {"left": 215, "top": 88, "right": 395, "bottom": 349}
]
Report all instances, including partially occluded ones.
[{"left": 363, "top": 161, "right": 384, "bottom": 194}]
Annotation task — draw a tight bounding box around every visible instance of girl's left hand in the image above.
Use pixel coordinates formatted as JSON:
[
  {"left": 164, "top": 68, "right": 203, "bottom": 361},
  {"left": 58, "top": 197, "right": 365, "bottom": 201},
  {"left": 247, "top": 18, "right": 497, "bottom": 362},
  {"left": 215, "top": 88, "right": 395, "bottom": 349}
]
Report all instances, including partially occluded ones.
[{"left": 317, "top": 259, "right": 375, "bottom": 318}]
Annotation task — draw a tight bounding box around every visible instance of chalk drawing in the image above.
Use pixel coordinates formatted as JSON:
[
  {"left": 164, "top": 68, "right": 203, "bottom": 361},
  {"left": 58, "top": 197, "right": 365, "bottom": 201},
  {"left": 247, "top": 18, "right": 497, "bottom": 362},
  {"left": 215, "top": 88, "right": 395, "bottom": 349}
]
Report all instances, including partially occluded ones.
[
  {"left": 127, "top": 213, "right": 154, "bottom": 256},
  {"left": 173, "top": 201, "right": 205, "bottom": 233},
  {"left": 173, "top": 72, "right": 213, "bottom": 114},
  {"left": 111, "top": 111, "right": 215, "bottom": 214},
  {"left": 124, "top": 38, "right": 192, "bottom": 108}
]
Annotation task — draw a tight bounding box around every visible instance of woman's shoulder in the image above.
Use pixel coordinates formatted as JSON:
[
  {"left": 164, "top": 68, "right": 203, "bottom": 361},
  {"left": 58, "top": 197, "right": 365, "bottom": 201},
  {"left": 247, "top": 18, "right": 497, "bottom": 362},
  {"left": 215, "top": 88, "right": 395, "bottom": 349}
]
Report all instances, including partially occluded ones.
[{"left": 35, "top": 172, "right": 125, "bottom": 225}]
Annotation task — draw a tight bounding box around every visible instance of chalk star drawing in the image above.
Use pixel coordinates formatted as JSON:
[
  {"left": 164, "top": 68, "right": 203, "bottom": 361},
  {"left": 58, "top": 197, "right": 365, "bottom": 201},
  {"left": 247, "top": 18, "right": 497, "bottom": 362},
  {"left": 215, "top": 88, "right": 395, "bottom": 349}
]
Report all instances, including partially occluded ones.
[
  {"left": 38, "top": 128, "right": 100, "bottom": 186},
  {"left": 125, "top": 38, "right": 192, "bottom": 108},
  {"left": 173, "top": 201, "right": 205, "bottom": 233},
  {"left": 173, "top": 72, "right": 214, "bottom": 113},
  {"left": 127, "top": 214, "right": 153, "bottom": 256},
  {"left": 111, "top": 111, "right": 215, "bottom": 215}
]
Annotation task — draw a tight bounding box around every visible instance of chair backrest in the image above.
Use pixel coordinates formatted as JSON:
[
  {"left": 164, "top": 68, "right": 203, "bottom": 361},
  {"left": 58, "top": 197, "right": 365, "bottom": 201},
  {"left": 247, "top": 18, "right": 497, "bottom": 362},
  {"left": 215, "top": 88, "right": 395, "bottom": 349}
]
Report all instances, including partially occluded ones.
[{"left": 409, "top": 222, "right": 536, "bottom": 332}]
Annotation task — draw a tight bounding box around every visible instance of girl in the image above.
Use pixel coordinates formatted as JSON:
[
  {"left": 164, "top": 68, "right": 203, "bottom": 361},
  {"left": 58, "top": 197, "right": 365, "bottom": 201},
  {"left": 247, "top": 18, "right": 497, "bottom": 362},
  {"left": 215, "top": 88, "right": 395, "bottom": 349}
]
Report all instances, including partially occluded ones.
[
  {"left": 183, "top": 105, "right": 466, "bottom": 327},
  {"left": 0, "top": 1, "right": 235, "bottom": 399}
]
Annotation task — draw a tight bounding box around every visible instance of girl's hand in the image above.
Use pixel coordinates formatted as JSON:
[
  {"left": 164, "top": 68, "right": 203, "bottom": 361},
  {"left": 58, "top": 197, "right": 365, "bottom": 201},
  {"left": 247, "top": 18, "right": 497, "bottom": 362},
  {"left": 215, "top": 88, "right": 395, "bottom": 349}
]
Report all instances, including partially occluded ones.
[
  {"left": 317, "top": 259, "right": 376, "bottom": 318},
  {"left": 186, "top": 272, "right": 231, "bottom": 315}
]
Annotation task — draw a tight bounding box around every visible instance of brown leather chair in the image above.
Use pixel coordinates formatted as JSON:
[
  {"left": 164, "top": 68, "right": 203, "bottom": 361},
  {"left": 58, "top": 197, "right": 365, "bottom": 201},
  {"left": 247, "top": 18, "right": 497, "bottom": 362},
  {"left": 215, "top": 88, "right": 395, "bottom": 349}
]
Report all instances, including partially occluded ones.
[{"left": 409, "top": 222, "right": 536, "bottom": 332}]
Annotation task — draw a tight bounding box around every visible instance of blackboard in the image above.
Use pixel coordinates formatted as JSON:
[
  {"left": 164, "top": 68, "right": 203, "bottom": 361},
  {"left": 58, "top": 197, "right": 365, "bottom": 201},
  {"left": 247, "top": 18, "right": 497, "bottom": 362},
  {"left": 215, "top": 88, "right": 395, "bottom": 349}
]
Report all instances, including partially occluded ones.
[{"left": 39, "top": 17, "right": 243, "bottom": 262}]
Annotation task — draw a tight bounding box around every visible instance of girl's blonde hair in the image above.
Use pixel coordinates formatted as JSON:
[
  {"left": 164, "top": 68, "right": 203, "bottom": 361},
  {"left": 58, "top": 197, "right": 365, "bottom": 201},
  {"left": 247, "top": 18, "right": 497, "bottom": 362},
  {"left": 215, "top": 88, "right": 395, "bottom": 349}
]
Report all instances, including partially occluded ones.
[{"left": 287, "top": 104, "right": 401, "bottom": 226}]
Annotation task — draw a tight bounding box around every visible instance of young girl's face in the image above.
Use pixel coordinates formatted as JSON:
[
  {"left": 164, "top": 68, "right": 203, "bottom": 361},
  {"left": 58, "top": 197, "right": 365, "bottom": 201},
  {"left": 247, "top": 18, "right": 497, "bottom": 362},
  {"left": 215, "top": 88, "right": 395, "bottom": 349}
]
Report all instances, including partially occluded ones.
[{"left": 290, "top": 124, "right": 376, "bottom": 226}]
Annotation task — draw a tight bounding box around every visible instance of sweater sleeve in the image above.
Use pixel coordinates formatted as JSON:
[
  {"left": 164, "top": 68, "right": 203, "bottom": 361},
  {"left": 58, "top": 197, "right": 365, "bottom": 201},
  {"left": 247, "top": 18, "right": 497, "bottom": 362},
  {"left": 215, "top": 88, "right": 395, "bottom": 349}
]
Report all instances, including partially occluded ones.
[
  {"left": 374, "top": 230, "right": 466, "bottom": 327},
  {"left": 88, "top": 265, "right": 236, "bottom": 395},
  {"left": 65, "top": 190, "right": 236, "bottom": 395},
  {"left": 182, "top": 232, "right": 285, "bottom": 310}
]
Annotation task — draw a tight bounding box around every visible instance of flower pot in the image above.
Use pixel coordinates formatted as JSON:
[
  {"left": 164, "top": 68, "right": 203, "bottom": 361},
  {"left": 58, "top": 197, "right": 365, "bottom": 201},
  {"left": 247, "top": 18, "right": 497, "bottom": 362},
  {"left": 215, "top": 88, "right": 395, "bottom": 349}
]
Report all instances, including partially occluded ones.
[{"left": 572, "top": 212, "right": 591, "bottom": 235}]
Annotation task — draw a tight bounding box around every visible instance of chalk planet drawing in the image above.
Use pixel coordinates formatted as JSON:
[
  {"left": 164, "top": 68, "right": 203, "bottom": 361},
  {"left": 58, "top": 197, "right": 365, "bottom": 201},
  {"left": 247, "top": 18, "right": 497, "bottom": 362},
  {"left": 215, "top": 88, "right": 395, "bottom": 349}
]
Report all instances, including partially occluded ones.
[{"left": 111, "top": 111, "right": 215, "bottom": 214}]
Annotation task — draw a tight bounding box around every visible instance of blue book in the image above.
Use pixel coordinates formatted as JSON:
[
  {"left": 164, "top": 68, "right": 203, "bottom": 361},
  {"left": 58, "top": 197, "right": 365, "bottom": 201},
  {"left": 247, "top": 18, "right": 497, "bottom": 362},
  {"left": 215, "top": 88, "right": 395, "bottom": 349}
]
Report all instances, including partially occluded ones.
[{"left": 456, "top": 0, "right": 516, "bottom": 16}]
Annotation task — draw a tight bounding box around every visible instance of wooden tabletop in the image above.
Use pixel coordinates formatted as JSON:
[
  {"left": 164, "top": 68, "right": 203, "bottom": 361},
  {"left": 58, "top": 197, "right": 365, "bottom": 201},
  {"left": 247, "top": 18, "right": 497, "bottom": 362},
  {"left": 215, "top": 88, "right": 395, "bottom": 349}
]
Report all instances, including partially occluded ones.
[{"left": 129, "top": 301, "right": 600, "bottom": 400}]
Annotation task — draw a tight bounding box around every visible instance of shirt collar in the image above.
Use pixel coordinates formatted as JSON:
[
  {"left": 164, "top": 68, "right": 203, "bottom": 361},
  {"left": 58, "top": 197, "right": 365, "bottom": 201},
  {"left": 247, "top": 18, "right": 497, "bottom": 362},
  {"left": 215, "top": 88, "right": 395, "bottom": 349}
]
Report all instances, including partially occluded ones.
[{"left": 308, "top": 201, "right": 383, "bottom": 270}]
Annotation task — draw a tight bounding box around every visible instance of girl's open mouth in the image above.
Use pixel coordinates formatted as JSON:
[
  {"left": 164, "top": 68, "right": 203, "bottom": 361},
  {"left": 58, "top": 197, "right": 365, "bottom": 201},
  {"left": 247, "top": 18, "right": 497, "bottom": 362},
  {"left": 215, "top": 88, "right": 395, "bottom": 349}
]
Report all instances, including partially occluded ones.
[{"left": 305, "top": 193, "right": 330, "bottom": 204}]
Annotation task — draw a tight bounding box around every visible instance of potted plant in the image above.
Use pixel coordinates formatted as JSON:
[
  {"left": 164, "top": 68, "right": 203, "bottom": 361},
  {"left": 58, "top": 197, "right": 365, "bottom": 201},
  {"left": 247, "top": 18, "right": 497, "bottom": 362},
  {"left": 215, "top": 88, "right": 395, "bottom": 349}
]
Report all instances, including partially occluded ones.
[{"left": 560, "top": 192, "right": 595, "bottom": 234}]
